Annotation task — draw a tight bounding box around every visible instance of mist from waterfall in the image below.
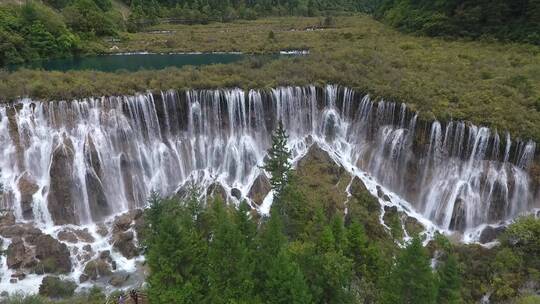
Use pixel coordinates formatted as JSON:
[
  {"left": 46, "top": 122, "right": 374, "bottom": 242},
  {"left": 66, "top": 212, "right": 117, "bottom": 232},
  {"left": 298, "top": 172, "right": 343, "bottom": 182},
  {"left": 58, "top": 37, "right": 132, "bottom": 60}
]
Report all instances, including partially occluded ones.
[{"left": 0, "top": 85, "right": 537, "bottom": 237}]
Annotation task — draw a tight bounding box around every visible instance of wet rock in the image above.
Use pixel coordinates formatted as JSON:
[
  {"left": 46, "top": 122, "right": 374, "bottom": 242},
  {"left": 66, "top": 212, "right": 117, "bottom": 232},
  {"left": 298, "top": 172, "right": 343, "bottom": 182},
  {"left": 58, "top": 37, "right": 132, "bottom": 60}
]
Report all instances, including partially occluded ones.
[
  {"left": 479, "top": 226, "right": 506, "bottom": 243},
  {"left": 57, "top": 230, "right": 78, "bottom": 243},
  {"left": 113, "top": 213, "right": 133, "bottom": 233},
  {"left": 109, "top": 273, "right": 129, "bottom": 287},
  {"left": 376, "top": 186, "right": 384, "bottom": 198},
  {"left": 449, "top": 198, "right": 466, "bottom": 232},
  {"left": 207, "top": 183, "right": 227, "bottom": 201},
  {"left": 0, "top": 223, "right": 43, "bottom": 244},
  {"left": 0, "top": 224, "right": 28, "bottom": 239},
  {"left": 39, "top": 276, "right": 77, "bottom": 298},
  {"left": 487, "top": 181, "right": 509, "bottom": 222},
  {"left": 113, "top": 231, "right": 139, "bottom": 259},
  {"left": 96, "top": 223, "right": 108, "bottom": 236},
  {"left": 113, "top": 209, "right": 143, "bottom": 234},
  {"left": 99, "top": 250, "right": 111, "bottom": 260},
  {"left": 349, "top": 177, "right": 368, "bottom": 197},
  {"left": 47, "top": 137, "right": 78, "bottom": 225},
  {"left": 7, "top": 238, "right": 27, "bottom": 269},
  {"left": 34, "top": 234, "right": 72, "bottom": 274},
  {"left": 84, "top": 135, "right": 110, "bottom": 221},
  {"left": 248, "top": 173, "right": 271, "bottom": 206},
  {"left": 120, "top": 153, "right": 141, "bottom": 209},
  {"left": 9, "top": 278, "right": 17, "bottom": 284},
  {"left": 79, "top": 273, "right": 89, "bottom": 283},
  {"left": 133, "top": 213, "right": 145, "bottom": 239},
  {"left": 11, "top": 271, "right": 26, "bottom": 280},
  {"left": 58, "top": 227, "right": 95, "bottom": 243},
  {"left": 403, "top": 215, "right": 424, "bottom": 236},
  {"left": 76, "top": 246, "right": 94, "bottom": 264},
  {"left": 84, "top": 135, "right": 102, "bottom": 177},
  {"left": 382, "top": 194, "right": 391, "bottom": 202},
  {"left": 0, "top": 211, "right": 16, "bottom": 227},
  {"left": 231, "top": 188, "right": 242, "bottom": 200},
  {"left": 18, "top": 172, "right": 39, "bottom": 220},
  {"left": 83, "top": 259, "right": 112, "bottom": 280},
  {"left": 24, "top": 227, "right": 44, "bottom": 245},
  {"left": 74, "top": 228, "right": 95, "bottom": 243},
  {"left": 85, "top": 171, "right": 111, "bottom": 222}
]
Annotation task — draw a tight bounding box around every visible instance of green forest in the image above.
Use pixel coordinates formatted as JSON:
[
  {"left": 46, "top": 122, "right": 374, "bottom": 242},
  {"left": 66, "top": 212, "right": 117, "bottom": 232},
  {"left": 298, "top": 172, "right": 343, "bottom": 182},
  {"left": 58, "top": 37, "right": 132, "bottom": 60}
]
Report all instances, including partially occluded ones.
[
  {"left": 376, "top": 0, "right": 540, "bottom": 44},
  {"left": 0, "top": 0, "right": 122, "bottom": 66},
  {"left": 1, "top": 0, "right": 539, "bottom": 66}
]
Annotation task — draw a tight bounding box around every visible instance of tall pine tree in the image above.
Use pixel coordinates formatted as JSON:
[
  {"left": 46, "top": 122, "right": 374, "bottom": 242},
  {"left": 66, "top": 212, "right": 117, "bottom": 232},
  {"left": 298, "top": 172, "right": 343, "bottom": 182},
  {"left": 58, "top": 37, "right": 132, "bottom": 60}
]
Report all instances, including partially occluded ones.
[
  {"left": 437, "top": 253, "right": 462, "bottom": 304},
  {"left": 263, "top": 120, "right": 292, "bottom": 199},
  {"left": 383, "top": 236, "right": 437, "bottom": 304}
]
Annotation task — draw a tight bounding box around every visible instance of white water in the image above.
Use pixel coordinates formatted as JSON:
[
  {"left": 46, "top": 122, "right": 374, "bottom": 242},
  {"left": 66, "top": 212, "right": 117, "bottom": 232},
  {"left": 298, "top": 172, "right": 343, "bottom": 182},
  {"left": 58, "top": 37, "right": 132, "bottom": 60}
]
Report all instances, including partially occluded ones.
[{"left": 0, "top": 85, "right": 538, "bottom": 292}]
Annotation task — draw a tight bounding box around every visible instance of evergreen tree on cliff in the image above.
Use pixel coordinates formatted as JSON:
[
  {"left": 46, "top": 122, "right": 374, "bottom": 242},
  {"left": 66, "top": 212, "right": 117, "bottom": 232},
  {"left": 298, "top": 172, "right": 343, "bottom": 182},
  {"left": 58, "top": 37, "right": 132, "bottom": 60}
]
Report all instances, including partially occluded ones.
[
  {"left": 437, "top": 253, "right": 462, "bottom": 304},
  {"left": 263, "top": 120, "right": 292, "bottom": 200},
  {"left": 382, "top": 236, "right": 437, "bottom": 304}
]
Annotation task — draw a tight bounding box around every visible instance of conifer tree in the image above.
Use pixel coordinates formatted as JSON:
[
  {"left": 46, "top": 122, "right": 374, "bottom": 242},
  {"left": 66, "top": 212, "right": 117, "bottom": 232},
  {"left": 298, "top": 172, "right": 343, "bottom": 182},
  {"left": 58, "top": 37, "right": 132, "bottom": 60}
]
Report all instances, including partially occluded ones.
[
  {"left": 254, "top": 211, "right": 287, "bottom": 287},
  {"left": 263, "top": 120, "right": 292, "bottom": 199},
  {"left": 437, "top": 253, "right": 462, "bottom": 304},
  {"left": 144, "top": 195, "right": 208, "bottom": 303},
  {"left": 265, "top": 248, "right": 313, "bottom": 304},
  {"left": 383, "top": 236, "right": 437, "bottom": 304},
  {"left": 206, "top": 199, "right": 255, "bottom": 303}
]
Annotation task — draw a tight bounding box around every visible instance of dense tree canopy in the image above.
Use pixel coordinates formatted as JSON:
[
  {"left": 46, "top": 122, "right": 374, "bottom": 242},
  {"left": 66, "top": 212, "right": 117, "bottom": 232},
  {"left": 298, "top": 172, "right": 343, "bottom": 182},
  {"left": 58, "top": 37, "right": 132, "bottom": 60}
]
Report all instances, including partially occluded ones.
[
  {"left": 376, "top": 0, "right": 540, "bottom": 44},
  {"left": 0, "top": 0, "right": 120, "bottom": 66}
]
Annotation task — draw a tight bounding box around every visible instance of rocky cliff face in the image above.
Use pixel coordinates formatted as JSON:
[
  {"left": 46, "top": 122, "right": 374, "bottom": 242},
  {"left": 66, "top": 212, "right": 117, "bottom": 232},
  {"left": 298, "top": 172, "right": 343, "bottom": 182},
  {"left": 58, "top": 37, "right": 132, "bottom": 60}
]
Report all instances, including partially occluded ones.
[{"left": 0, "top": 85, "right": 537, "bottom": 292}]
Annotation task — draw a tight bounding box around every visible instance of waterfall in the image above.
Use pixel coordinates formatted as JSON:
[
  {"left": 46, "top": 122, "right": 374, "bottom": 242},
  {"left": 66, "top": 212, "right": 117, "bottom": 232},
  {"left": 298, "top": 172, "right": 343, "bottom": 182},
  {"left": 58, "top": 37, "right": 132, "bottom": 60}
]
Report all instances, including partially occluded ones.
[{"left": 0, "top": 85, "right": 538, "bottom": 236}]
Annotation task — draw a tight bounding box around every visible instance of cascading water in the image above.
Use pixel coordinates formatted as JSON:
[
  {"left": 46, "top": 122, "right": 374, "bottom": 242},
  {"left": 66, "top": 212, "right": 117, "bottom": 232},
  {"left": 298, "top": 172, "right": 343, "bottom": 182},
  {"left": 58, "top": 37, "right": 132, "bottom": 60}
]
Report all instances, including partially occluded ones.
[{"left": 0, "top": 85, "right": 538, "bottom": 292}]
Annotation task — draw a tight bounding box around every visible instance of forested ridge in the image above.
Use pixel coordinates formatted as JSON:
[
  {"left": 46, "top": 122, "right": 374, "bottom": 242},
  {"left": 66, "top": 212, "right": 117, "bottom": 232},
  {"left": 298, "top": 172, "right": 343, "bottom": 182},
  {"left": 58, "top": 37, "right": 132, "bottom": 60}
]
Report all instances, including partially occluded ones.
[{"left": 375, "top": 0, "right": 540, "bottom": 45}]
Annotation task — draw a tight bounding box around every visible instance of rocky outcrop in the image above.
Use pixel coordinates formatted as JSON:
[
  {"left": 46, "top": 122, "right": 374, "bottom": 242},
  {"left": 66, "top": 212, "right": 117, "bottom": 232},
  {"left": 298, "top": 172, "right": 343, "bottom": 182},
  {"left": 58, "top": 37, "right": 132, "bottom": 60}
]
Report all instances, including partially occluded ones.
[
  {"left": 113, "top": 231, "right": 139, "bottom": 259},
  {"left": 248, "top": 173, "right": 271, "bottom": 206},
  {"left": 109, "top": 273, "right": 129, "bottom": 287},
  {"left": 231, "top": 188, "right": 242, "bottom": 200},
  {"left": 111, "top": 209, "right": 143, "bottom": 258},
  {"left": 449, "top": 198, "right": 466, "bottom": 232},
  {"left": 207, "top": 183, "right": 227, "bottom": 201},
  {"left": 6, "top": 238, "right": 32, "bottom": 269},
  {"left": 34, "top": 234, "right": 72, "bottom": 274},
  {"left": 479, "top": 225, "right": 506, "bottom": 243},
  {"left": 81, "top": 259, "right": 112, "bottom": 282},
  {"left": 297, "top": 145, "right": 344, "bottom": 182},
  {"left": 85, "top": 171, "right": 110, "bottom": 222},
  {"left": 120, "top": 153, "right": 140, "bottom": 209},
  {"left": 17, "top": 172, "right": 39, "bottom": 220},
  {"left": 47, "top": 137, "right": 78, "bottom": 225},
  {"left": 84, "top": 135, "right": 111, "bottom": 222},
  {"left": 57, "top": 228, "right": 95, "bottom": 244},
  {"left": 296, "top": 144, "right": 349, "bottom": 216}
]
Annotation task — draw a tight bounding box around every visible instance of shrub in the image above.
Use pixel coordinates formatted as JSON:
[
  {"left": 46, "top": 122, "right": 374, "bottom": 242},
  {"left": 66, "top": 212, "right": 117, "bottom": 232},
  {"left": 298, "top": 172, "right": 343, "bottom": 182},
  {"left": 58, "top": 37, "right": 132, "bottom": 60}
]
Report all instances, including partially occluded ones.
[{"left": 38, "top": 276, "right": 77, "bottom": 299}]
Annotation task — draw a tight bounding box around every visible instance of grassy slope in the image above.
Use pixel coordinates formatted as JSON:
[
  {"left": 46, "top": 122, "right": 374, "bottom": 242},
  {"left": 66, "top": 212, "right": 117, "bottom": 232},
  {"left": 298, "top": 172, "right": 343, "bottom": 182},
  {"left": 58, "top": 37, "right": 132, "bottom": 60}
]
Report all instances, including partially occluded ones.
[{"left": 1, "top": 15, "right": 539, "bottom": 141}]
